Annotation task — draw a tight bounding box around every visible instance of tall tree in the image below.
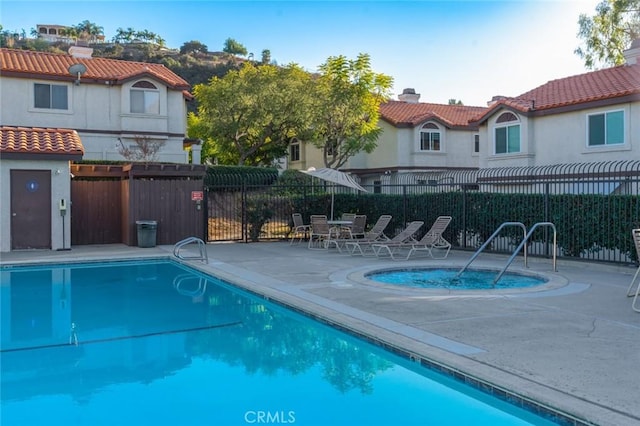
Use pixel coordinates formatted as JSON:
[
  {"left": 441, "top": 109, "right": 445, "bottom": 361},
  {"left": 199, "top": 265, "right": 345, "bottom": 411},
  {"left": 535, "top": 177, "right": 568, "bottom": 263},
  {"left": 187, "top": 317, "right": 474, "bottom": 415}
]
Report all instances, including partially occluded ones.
[
  {"left": 448, "top": 98, "right": 464, "bottom": 105},
  {"left": 223, "top": 37, "right": 248, "bottom": 56},
  {"left": 180, "top": 40, "right": 208, "bottom": 55},
  {"left": 72, "top": 20, "right": 104, "bottom": 42},
  {"left": 575, "top": 0, "right": 640, "bottom": 69},
  {"left": 261, "top": 49, "right": 271, "bottom": 64},
  {"left": 310, "top": 53, "right": 393, "bottom": 169},
  {"left": 189, "top": 63, "right": 315, "bottom": 166}
]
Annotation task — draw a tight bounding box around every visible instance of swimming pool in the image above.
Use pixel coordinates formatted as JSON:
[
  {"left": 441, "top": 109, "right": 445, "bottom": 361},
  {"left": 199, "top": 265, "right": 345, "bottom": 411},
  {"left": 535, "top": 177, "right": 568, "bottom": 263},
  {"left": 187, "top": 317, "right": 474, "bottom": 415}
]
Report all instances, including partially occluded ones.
[
  {"left": 0, "top": 259, "right": 559, "bottom": 425},
  {"left": 367, "top": 268, "right": 547, "bottom": 290}
]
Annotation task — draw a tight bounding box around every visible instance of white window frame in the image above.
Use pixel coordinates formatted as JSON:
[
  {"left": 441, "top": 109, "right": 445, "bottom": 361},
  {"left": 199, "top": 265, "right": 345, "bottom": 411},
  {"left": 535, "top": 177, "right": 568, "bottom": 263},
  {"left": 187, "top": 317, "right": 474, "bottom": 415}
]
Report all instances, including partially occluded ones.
[
  {"left": 419, "top": 122, "right": 442, "bottom": 151},
  {"left": 493, "top": 113, "right": 521, "bottom": 155},
  {"left": 586, "top": 109, "right": 625, "bottom": 147},
  {"left": 33, "top": 82, "right": 69, "bottom": 111},
  {"left": 130, "top": 81, "right": 160, "bottom": 115}
]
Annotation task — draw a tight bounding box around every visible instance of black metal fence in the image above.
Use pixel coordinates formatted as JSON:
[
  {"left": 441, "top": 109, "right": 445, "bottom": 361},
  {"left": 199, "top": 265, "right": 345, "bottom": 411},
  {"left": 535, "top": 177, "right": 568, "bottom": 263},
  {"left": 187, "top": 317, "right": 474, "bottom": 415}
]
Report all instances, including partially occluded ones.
[{"left": 206, "top": 161, "right": 640, "bottom": 265}]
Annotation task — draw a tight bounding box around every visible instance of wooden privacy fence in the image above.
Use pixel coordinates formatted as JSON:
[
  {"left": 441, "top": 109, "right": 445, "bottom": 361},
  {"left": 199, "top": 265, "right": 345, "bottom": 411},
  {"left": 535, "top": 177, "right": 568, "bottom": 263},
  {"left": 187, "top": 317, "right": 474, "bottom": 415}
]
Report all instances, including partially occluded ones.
[{"left": 71, "top": 163, "right": 206, "bottom": 246}]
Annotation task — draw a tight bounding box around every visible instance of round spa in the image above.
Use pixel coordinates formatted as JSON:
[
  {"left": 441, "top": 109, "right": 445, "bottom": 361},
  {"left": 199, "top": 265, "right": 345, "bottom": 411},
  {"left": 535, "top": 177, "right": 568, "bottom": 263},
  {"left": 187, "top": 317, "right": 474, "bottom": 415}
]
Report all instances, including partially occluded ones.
[{"left": 365, "top": 267, "right": 547, "bottom": 290}]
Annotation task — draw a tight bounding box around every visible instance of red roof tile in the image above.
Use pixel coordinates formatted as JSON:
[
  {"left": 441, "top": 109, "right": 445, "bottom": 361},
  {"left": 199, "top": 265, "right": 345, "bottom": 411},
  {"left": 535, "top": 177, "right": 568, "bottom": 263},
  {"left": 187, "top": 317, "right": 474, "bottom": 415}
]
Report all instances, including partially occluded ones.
[
  {"left": 0, "top": 48, "right": 190, "bottom": 90},
  {"left": 1, "top": 126, "right": 85, "bottom": 157},
  {"left": 380, "top": 101, "right": 487, "bottom": 129},
  {"left": 474, "top": 63, "right": 640, "bottom": 123}
]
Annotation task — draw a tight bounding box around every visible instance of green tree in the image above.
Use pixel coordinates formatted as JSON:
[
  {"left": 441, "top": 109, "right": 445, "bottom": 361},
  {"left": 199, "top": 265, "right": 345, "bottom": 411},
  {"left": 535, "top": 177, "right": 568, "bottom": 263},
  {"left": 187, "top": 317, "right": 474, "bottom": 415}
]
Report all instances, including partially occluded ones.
[
  {"left": 448, "top": 98, "right": 464, "bottom": 105},
  {"left": 190, "top": 63, "right": 315, "bottom": 166},
  {"left": 72, "top": 20, "right": 104, "bottom": 42},
  {"left": 310, "top": 53, "right": 393, "bottom": 169},
  {"left": 113, "top": 27, "right": 136, "bottom": 43},
  {"left": 180, "top": 40, "right": 209, "bottom": 55},
  {"left": 223, "top": 37, "right": 248, "bottom": 56},
  {"left": 575, "top": 0, "right": 640, "bottom": 69},
  {"left": 261, "top": 49, "right": 271, "bottom": 64}
]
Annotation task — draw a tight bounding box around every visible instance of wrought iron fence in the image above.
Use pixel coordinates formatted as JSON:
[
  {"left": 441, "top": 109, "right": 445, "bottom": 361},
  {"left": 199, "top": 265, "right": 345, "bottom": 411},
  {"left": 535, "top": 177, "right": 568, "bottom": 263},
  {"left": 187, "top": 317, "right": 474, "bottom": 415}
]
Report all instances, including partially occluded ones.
[{"left": 206, "top": 161, "right": 640, "bottom": 265}]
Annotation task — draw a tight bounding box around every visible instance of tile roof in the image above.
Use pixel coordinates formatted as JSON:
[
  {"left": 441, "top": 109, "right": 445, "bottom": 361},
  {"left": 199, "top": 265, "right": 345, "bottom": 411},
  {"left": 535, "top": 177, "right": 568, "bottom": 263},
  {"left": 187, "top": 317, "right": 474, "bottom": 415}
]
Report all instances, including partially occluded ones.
[
  {"left": 1, "top": 126, "right": 85, "bottom": 158},
  {"left": 0, "top": 48, "right": 190, "bottom": 90},
  {"left": 474, "top": 63, "right": 640, "bottom": 123},
  {"left": 379, "top": 101, "right": 488, "bottom": 129}
]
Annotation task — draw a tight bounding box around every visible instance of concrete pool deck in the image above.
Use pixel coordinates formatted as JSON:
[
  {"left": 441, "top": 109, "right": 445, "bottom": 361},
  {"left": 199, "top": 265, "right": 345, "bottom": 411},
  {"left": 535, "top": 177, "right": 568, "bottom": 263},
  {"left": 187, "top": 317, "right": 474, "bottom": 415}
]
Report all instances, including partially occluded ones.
[{"left": 1, "top": 242, "right": 638, "bottom": 426}]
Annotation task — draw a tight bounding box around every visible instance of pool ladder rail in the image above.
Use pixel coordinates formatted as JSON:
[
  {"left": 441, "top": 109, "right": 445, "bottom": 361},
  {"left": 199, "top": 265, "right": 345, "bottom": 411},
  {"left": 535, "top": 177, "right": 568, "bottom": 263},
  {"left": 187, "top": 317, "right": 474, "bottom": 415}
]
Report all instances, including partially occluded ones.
[
  {"left": 173, "top": 274, "right": 208, "bottom": 297},
  {"left": 173, "top": 237, "right": 209, "bottom": 263},
  {"left": 457, "top": 221, "right": 557, "bottom": 285}
]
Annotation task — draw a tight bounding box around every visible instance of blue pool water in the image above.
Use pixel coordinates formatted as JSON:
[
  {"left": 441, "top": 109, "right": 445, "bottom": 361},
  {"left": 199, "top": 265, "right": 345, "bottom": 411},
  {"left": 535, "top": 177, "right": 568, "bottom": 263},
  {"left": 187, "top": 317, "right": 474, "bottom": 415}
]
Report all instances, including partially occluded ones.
[
  {"left": 367, "top": 268, "right": 547, "bottom": 290},
  {"left": 0, "top": 260, "right": 558, "bottom": 425}
]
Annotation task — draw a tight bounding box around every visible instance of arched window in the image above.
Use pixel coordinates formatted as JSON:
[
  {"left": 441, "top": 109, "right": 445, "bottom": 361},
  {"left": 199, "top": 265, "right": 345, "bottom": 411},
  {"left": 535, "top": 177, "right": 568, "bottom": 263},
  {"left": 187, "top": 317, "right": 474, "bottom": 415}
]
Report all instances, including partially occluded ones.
[
  {"left": 130, "top": 81, "right": 160, "bottom": 114},
  {"left": 420, "top": 122, "right": 441, "bottom": 151},
  {"left": 494, "top": 112, "right": 520, "bottom": 154}
]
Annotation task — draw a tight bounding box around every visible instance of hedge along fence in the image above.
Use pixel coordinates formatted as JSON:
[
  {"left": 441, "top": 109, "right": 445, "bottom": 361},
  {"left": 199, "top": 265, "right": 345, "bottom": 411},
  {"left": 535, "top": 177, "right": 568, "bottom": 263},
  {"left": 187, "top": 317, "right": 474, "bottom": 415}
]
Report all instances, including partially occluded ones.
[
  {"left": 205, "top": 162, "right": 640, "bottom": 264},
  {"left": 330, "top": 191, "right": 639, "bottom": 262}
]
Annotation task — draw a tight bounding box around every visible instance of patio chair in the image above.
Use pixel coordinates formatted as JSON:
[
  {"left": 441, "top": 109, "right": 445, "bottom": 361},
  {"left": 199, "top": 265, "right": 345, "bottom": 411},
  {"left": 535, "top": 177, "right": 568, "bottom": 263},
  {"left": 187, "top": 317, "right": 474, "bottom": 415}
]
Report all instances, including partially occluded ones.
[
  {"left": 626, "top": 228, "right": 640, "bottom": 312},
  {"left": 373, "top": 216, "right": 452, "bottom": 260},
  {"left": 290, "top": 213, "right": 311, "bottom": 245},
  {"left": 308, "top": 215, "right": 339, "bottom": 250},
  {"left": 339, "top": 214, "right": 367, "bottom": 239},
  {"left": 348, "top": 220, "right": 424, "bottom": 257}
]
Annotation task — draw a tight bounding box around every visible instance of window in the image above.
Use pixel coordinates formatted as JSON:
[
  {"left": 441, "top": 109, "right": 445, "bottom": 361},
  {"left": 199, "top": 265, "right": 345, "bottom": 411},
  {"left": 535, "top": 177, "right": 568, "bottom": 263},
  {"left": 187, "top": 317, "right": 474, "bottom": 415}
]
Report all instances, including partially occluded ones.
[
  {"left": 290, "top": 143, "right": 300, "bottom": 162},
  {"left": 130, "top": 81, "right": 160, "bottom": 114},
  {"left": 473, "top": 134, "right": 480, "bottom": 153},
  {"left": 588, "top": 110, "right": 624, "bottom": 146},
  {"left": 34, "top": 83, "right": 68, "bottom": 110},
  {"left": 420, "top": 123, "right": 441, "bottom": 151},
  {"left": 494, "top": 112, "right": 520, "bottom": 154}
]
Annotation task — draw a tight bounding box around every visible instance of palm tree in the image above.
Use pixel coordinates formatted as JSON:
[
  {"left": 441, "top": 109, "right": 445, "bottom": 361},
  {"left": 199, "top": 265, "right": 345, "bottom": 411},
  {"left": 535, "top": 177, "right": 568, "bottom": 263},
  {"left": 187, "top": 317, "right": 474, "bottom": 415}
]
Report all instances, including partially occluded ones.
[{"left": 71, "top": 20, "right": 103, "bottom": 42}]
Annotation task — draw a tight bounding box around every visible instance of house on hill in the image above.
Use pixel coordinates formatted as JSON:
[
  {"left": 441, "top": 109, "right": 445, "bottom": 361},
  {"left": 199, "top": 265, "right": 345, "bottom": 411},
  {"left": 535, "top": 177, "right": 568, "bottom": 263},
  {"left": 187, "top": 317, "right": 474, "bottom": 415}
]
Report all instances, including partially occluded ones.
[{"left": 0, "top": 46, "right": 198, "bottom": 163}]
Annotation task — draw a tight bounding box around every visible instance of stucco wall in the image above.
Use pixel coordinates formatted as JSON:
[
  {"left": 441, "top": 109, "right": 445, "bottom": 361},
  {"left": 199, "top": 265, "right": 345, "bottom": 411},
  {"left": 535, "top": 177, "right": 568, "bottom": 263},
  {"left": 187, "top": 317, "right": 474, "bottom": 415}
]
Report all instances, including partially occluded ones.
[
  {"left": 479, "top": 101, "right": 639, "bottom": 168},
  {"left": 1, "top": 76, "right": 188, "bottom": 163},
  {"left": 348, "top": 120, "right": 479, "bottom": 170},
  {"left": 0, "top": 159, "right": 71, "bottom": 252}
]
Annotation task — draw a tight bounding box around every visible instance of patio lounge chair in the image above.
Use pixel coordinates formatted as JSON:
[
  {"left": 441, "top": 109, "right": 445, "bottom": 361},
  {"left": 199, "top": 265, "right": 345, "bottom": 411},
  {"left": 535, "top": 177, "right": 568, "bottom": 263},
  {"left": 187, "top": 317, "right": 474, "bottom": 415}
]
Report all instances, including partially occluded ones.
[
  {"left": 372, "top": 216, "right": 452, "bottom": 260},
  {"left": 290, "top": 213, "right": 311, "bottom": 245},
  {"left": 626, "top": 228, "right": 640, "bottom": 312},
  {"left": 343, "top": 214, "right": 392, "bottom": 255},
  {"left": 348, "top": 220, "right": 424, "bottom": 257}
]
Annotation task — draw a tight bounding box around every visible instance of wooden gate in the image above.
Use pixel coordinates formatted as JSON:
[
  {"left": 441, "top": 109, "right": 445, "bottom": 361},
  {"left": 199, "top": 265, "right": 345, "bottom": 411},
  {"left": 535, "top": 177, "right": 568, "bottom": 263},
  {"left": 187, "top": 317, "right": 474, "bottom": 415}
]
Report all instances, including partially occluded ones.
[{"left": 71, "top": 164, "right": 206, "bottom": 246}]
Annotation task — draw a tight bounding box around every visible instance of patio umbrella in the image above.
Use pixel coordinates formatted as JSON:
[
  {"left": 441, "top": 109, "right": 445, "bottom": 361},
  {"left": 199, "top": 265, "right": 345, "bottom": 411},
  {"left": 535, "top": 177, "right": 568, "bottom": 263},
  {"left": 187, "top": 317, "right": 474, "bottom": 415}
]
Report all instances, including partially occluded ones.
[{"left": 301, "top": 167, "right": 368, "bottom": 220}]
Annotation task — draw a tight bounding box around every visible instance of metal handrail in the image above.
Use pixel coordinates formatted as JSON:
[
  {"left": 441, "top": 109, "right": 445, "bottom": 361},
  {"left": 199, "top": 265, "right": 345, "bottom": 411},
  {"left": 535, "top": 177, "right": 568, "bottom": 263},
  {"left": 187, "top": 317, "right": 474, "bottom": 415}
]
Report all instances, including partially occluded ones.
[
  {"left": 494, "top": 222, "right": 557, "bottom": 284},
  {"left": 173, "top": 237, "right": 208, "bottom": 263},
  {"left": 457, "top": 222, "right": 527, "bottom": 278}
]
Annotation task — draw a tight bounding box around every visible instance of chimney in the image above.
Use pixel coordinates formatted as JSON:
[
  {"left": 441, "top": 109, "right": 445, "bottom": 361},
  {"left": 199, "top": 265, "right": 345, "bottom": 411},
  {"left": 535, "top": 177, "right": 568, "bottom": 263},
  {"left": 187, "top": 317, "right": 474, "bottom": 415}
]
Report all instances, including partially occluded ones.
[
  {"left": 68, "top": 45, "right": 93, "bottom": 59},
  {"left": 398, "top": 88, "right": 420, "bottom": 103},
  {"left": 487, "top": 95, "right": 507, "bottom": 107},
  {"left": 623, "top": 38, "right": 640, "bottom": 65}
]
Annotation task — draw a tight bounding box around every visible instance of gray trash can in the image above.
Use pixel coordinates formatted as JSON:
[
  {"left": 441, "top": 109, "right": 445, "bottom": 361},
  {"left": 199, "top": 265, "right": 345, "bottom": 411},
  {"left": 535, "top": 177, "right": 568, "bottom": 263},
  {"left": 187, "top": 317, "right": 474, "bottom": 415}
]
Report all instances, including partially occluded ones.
[{"left": 136, "top": 220, "right": 157, "bottom": 248}]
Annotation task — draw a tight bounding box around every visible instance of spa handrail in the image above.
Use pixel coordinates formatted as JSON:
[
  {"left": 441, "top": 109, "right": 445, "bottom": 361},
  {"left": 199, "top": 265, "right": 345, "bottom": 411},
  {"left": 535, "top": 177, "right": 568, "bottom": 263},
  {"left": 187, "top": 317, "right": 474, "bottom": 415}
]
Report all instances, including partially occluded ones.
[
  {"left": 173, "top": 237, "right": 208, "bottom": 263},
  {"left": 456, "top": 222, "right": 527, "bottom": 278},
  {"left": 493, "top": 222, "right": 557, "bottom": 284}
]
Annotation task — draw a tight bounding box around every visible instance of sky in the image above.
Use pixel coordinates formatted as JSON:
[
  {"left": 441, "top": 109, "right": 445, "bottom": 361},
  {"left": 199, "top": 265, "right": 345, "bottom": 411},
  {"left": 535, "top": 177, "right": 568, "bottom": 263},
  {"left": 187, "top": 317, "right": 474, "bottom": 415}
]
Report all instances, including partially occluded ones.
[{"left": 1, "top": 0, "right": 602, "bottom": 106}]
